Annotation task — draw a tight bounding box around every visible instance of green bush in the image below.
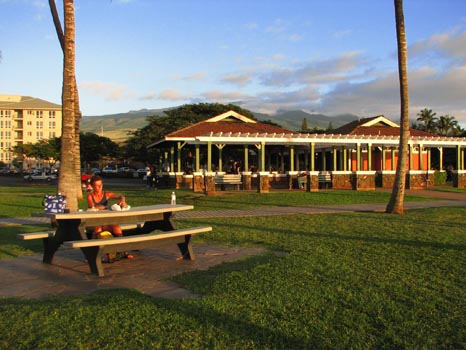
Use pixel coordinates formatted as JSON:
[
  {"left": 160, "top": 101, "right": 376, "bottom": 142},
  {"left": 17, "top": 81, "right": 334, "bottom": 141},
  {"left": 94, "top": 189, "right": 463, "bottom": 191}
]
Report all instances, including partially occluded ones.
[{"left": 433, "top": 170, "right": 447, "bottom": 185}]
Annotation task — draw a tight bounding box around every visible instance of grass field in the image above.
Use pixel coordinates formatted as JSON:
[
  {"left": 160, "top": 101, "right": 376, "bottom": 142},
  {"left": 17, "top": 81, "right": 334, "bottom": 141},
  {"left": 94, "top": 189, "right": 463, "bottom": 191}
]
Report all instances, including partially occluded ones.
[{"left": 0, "top": 183, "right": 465, "bottom": 349}]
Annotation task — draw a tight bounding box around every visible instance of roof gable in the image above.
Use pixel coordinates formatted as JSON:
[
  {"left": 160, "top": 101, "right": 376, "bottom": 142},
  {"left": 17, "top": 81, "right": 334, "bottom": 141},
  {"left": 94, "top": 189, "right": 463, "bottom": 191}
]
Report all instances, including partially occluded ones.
[
  {"left": 360, "top": 115, "right": 399, "bottom": 128},
  {"left": 333, "top": 115, "right": 399, "bottom": 135},
  {"left": 206, "top": 110, "right": 256, "bottom": 123}
]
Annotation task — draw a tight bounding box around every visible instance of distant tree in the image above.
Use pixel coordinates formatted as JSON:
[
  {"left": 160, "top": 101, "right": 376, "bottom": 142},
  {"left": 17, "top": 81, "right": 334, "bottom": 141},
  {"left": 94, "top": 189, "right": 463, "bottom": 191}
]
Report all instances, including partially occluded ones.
[
  {"left": 410, "top": 121, "right": 422, "bottom": 130},
  {"left": 123, "top": 103, "right": 255, "bottom": 162},
  {"left": 301, "top": 118, "right": 308, "bottom": 132},
  {"left": 416, "top": 108, "right": 437, "bottom": 133},
  {"left": 386, "top": 0, "right": 410, "bottom": 214},
  {"left": 326, "top": 121, "right": 334, "bottom": 132},
  {"left": 12, "top": 143, "right": 35, "bottom": 162},
  {"left": 80, "top": 132, "right": 119, "bottom": 167},
  {"left": 12, "top": 140, "right": 59, "bottom": 169},
  {"left": 310, "top": 126, "right": 326, "bottom": 134},
  {"left": 437, "top": 114, "right": 458, "bottom": 136},
  {"left": 261, "top": 119, "right": 281, "bottom": 127}
]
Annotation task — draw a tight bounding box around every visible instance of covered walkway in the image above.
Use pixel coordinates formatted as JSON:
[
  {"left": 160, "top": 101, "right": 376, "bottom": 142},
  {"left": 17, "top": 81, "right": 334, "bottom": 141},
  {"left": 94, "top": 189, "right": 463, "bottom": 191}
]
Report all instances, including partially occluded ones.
[{"left": 147, "top": 111, "right": 466, "bottom": 193}]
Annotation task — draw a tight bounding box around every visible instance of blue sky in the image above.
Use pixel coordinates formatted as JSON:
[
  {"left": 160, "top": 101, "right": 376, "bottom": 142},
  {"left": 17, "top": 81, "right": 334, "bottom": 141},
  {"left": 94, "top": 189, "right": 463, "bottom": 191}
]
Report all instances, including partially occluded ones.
[{"left": 1, "top": 0, "right": 466, "bottom": 125}]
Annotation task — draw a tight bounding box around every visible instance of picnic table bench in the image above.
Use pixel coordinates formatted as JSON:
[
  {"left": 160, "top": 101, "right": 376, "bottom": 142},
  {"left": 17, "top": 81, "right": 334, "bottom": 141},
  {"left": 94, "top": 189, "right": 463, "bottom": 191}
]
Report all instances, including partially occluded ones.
[
  {"left": 214, "top": 173, "right": 242, "bottom": 190},
  {"left": 318, "top": 172, "right": 332, "bottom": 189},
  {"left": 18, "top": 204, "right": 211, "bottom": 277}
]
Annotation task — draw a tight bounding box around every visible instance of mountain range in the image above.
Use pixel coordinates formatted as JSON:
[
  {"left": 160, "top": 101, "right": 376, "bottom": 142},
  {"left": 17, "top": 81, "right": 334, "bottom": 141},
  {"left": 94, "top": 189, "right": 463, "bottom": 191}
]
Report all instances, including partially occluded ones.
[{"left": 80, "top": 108, "right": 361, "bottom": 142}]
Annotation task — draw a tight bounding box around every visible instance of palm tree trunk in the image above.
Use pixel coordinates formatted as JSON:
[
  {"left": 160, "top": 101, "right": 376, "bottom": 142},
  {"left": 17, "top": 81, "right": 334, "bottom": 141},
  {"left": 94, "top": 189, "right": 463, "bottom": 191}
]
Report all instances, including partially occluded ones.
[
  {"left": 49, "top": 0, "right": 83, "bottom": 200},
  {"left": 386, "top": 0, "right": 410, "bottom": 214},
  {"left": 58, "top": 0, "right": 79, "bottom": 211}
]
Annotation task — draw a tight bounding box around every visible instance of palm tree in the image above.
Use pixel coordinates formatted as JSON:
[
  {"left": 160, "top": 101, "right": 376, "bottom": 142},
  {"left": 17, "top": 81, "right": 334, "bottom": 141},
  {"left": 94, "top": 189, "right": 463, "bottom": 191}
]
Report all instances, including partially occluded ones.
[
  {"left": 54, "top": 0, "right": 79, "bottom": 211},
  {"left": 386, "top": 0, "right": 410, "bottom": 214},
  {"left": 49, "top": 0, "right": 83, "bottom": 203},
  {"left": 416, "top": 108, "right": 437, "bottom": 133},
  {"left": 437, "top": 114, "right": 458, "bottom": 136}
]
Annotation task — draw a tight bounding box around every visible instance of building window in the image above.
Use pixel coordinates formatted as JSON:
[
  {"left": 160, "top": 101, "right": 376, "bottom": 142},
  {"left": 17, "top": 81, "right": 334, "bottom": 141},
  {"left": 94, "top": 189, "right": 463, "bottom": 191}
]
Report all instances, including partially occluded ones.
[
  {"left": 49, "top": 111, "right": 56, "bottom": 118},
  {"left": 27, "top": 131, "right": 32, "bottom": 137},
  {"left": 49, "top": 121, "right": 56, "bottom": 128},
  {"left": 27, "top": 121, "right": 33, "bottom": 126},
  {"left": 36, "top": 111, "right": 43, "bottom": 118},
  {"left": 49, "top": 131, "right": 56, "bottom": 138},
  {"left": 36, "top": 131, "right": 43, "bottom": 140},
  {"left": 36, "top": 121, "right": 43, "bottom": 129}
]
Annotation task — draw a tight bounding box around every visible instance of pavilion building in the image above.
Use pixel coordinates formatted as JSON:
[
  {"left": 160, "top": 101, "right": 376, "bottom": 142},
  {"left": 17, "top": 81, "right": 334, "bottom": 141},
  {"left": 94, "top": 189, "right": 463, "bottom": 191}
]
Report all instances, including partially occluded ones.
[{"left": 147, "top": 110, "right": 466, "bottom": 192}]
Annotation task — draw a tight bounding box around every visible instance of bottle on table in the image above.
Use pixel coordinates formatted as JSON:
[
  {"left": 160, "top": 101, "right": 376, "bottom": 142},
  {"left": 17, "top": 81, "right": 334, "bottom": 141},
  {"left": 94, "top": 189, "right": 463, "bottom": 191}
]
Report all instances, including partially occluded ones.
[{"left": 171, "top": 192, "right": 176, "bottom": 205}]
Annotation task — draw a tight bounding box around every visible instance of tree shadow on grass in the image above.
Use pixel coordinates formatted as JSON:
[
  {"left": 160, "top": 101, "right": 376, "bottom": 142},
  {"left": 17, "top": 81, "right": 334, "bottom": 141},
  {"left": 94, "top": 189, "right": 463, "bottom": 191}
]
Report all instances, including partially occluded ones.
[{"left": 183, "top": 215, "right": 466, "bottom": 252}]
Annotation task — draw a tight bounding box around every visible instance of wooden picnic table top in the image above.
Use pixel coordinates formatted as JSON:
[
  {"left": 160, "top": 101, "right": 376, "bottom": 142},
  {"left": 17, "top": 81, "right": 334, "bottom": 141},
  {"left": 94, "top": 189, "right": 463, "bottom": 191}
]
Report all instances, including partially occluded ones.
[{"left": 34, "top": 204, "right": 194, "bottom": 220}]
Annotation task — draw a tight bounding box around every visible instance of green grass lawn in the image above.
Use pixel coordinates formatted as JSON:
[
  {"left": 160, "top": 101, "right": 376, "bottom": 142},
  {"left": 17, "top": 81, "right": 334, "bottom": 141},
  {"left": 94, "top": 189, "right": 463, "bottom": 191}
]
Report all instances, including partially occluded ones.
[
  {"left": 0, "top": 185, "right": 465, "bottom": 349},
  {"left": 0, "top": 183, "right": 436, "bottom": 218}
]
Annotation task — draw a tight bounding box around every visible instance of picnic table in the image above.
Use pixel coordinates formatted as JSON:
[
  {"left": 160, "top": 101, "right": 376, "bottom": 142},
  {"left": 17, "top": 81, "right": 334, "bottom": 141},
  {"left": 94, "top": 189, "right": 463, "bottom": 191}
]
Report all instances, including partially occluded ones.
[{"left": 19, "top": 204, "right": 211, "bottom": 277}]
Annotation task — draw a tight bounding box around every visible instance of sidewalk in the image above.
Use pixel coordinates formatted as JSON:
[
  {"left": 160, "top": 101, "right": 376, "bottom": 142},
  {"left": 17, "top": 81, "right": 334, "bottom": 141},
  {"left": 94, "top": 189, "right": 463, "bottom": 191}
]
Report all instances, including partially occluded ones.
[{"left": 1, "top": 188, "right": 465, "bottom": 300}]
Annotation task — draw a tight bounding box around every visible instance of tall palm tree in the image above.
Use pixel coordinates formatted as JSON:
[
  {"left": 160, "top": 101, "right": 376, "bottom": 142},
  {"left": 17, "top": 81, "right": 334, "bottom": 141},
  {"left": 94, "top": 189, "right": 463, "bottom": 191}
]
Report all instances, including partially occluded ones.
[
  {"left": 56, "top": 0, "right": 79, "bottom": 211},
  {"left": 416, "top": 108, "right": 437, "bottom": 133},
  {"left": 49, "top": 0, "right": 83, "bottom": 202},
  {"left": 437, "top": 114, "right": 458, "bottom": 136},
  {"left": 386, "top": 0, "right": 410, "bottom": 214}
]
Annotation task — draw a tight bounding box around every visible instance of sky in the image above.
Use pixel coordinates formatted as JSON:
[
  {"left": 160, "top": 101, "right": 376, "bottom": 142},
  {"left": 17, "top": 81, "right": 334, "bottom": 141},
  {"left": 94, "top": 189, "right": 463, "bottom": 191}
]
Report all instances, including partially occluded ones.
[{"left": 1, "top": 0, "right": 466, "bottom": 125}]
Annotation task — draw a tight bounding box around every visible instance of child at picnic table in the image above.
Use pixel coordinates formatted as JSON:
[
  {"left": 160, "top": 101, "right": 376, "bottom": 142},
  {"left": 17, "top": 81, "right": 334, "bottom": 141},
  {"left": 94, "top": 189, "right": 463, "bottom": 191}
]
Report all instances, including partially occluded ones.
[{"left": 86, "top": 175, "right": 133, "bottom": 259}]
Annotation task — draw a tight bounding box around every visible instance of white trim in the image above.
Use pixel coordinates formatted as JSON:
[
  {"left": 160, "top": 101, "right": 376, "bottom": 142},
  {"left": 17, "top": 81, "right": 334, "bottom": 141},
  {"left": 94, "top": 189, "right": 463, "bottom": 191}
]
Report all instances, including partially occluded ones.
[
  {"left": 206, "top": 110, "right": 256, "bottom": 123},
  {"left": 361, "top": 115, "right": 399, "bottom": 128},
  {"left": 331, "top": 171, "right": 353, "bottom": 174},
  {"left": 353, "top": 171, "right": 377, "bottom": 175}
]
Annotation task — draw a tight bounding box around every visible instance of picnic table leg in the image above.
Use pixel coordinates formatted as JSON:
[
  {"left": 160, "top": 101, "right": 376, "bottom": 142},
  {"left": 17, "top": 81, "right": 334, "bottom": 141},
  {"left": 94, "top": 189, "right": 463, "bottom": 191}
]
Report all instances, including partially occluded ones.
[
  {"left": 43, "top": 219, "right": 83, "bottom": 264},
  {"left": 80, "top": 246, "right": 105, "bottom": 277},
  {"left": 42, "top": 237, "right": 58, "bottom": 264},
  {"left": 177, "top": 234, "right": 195, "bottom": 260},
  {"left": 140, "top": 211, "right": 176, "bottom": 233}
]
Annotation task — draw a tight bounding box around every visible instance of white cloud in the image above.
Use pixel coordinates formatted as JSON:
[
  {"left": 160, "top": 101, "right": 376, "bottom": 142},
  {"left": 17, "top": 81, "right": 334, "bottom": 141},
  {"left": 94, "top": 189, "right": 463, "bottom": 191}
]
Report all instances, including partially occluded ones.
[
  {"left": 158, "top": 89, "right": 188, "bottom": 101},
  {"left": 220, "top": 73, "right": 253, "bottom": 87},
  {"left": 80, "top": 81, "right": 134, "bottom": 101},
  {"left": 410, "top": 29, "right": 466, "bottom": 59},
  {"left": 258, "top": 51, "right": 367, "bottom": 87},
  {"left": 140, "top": 89, "right": 191, "bottom": 102},
  {"left": 201, "top": 90, "right": 251, "bottom": 102},
  {"left": 182, "top": 71, "right": 208, "bottom": 81},
  {"left": 236, "top": 28, "right": 466, "bottom": 123}
]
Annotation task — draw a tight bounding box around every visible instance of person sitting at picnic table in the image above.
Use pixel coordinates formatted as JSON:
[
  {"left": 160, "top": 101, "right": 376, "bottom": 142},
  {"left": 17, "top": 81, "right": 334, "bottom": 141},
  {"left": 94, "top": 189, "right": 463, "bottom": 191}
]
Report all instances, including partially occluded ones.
[{"left": 86, "top": 175, "right": 133, "bottom": 259}]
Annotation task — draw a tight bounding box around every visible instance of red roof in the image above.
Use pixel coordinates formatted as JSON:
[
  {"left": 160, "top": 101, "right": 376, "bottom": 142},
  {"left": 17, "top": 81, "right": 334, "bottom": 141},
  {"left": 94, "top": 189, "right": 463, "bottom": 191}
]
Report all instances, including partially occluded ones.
[{"left": 166, "top": 118, "right": 294, "bottom": 138}]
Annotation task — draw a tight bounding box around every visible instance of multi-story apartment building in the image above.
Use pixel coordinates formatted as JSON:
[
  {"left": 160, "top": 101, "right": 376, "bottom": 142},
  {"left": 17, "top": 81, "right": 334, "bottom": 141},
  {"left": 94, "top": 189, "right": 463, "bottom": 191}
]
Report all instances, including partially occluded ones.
[{"left": 0, "top": 94, "right": 62, "bottom": 166}]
